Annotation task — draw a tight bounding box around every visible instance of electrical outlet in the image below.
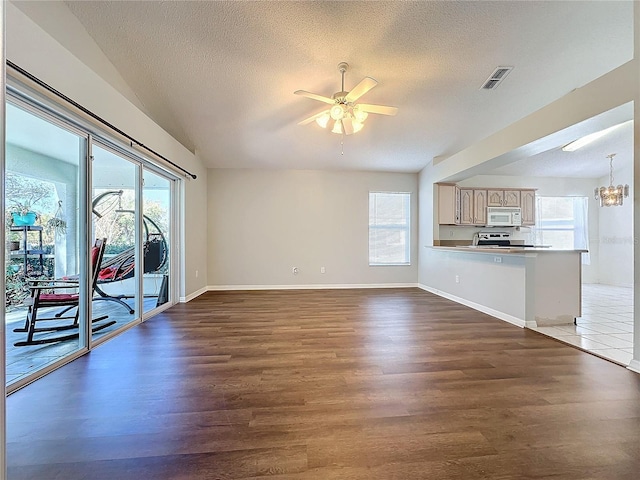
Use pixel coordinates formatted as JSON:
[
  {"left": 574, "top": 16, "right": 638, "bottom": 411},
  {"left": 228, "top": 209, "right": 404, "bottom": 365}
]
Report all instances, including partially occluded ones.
[
  {"left": 292, "top": 267, "right": 299, "bottom": 275},
  {"left": 320, "top": 266, "right": 326, "bottom": 274},
  {"left": 494, "top": 256, "right": 502, "bottom": 263},
  {"left": 455, "top": 275, "right": 460, "bottom": 283},
  {"left": 195, "top": 270, "right": 199, "bottom": 278}
]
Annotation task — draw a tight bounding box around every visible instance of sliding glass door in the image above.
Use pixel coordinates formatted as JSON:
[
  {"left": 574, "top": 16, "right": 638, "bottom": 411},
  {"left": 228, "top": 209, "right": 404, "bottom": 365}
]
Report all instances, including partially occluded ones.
[
  {"left": 142, "top": 168, "right": 173, "bottom": 313},
  {"left": 5, "top": 101, "right": 89, "bottom": 385},
  {"left": 4, "top": 90, "right": 180, "bottom": 391},
  {"left": 91, "top": 142, "right": 141, "bottom": 340}
]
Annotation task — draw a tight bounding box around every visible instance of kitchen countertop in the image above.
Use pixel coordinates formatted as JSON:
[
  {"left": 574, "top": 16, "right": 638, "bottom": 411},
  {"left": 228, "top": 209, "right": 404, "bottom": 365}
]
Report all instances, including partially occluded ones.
[{"left": 430, "top": 246, "right": 588, "bottom": 254}]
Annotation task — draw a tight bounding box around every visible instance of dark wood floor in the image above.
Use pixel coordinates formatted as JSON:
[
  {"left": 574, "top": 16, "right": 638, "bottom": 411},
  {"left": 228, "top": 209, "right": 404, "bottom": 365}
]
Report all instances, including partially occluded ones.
[{"left": 6, "top": 288, "right": 640, "bottom": 479}]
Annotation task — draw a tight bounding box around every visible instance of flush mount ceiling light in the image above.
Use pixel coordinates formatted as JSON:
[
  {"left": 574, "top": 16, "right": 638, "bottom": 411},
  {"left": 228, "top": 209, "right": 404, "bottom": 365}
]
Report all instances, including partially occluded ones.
[
  {"left": 562, "top": 121, "right": 628, "bottom": 152},
  {"left": 594, "top": 153, "right": 629, "bottom": 207},
  {"left": 295, "top": 62, "right": 398, "bottom": 136}
]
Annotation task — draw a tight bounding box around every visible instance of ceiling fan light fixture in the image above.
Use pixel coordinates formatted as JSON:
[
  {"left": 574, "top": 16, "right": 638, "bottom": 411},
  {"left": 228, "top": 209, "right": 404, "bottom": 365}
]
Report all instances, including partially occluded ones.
[
  {"left": 353, "top": 107, "right": 368, "bottom": 123},
  {"left": 316, "top": 113, "right": 331, "bottom": 129},
  {"left": 330, "top": 104, "right": 345, "bottom": 121},
  {"left": 295, "top": 62, "right": 397, "bottom": 139}
]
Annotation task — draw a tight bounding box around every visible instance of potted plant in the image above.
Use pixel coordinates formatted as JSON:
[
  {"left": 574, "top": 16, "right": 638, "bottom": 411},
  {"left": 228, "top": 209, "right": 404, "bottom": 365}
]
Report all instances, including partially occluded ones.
[
  {"left": 46, "top": 200, "right": 67, "bottom": 235},
  {"left": 6, "top": 173, "right": 52, "bottom": 227},
  {"left": 9, "top": 201, "right": 40, "bottom": 226},
  {"left": 6, "top": 231, "right": 21, "bottom": 251}
]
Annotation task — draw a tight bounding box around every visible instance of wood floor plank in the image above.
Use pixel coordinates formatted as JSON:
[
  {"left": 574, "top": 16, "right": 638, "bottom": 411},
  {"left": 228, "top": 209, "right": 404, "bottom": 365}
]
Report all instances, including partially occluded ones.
[{"left": 6, "top": 288, "right": 640, "bottom": 479}]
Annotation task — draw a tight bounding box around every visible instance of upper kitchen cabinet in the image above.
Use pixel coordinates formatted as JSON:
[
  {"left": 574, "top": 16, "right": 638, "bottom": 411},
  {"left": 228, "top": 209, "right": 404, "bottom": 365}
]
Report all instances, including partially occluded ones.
[
  {"left": 487, "top": 189, "right": 521, "bottom": 207},
  {"left": 459, "top": 188, "right": 487, "bottom": 225},
  {"left": 437, "top": 183, "right": 459, "bottom": 224},
  {"left": 437, "top": 183, "right": 537, "bottom": 226},
  {"left": 473, "top": 190, "right": 488, "bottom": 225},
  {"left": 459, "top": 188, "right": 474, "bottom": 224},
  {"left": 504, "top": 190, "right": 521, "bottom": 207},
  {"left": 520, "top": 189, "right": 536, "bottom": 225}
]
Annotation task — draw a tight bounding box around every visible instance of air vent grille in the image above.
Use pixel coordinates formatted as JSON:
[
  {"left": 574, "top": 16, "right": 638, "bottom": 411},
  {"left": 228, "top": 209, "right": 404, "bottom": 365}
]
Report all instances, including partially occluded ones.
[{"left": 481, "top": 66, "right": 513, "bottom": 90}]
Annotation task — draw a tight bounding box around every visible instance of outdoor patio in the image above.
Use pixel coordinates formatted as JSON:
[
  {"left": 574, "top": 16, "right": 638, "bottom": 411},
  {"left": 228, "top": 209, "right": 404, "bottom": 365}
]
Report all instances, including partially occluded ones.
[{"left": 5, "top": 297, "right": 149, "bottom": 385}]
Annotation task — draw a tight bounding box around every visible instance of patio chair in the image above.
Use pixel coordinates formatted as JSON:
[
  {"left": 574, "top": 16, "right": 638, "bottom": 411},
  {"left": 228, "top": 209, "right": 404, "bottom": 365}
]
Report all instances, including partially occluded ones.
[
  {"left": 13, "top": 238, "right": 117, "bottom": 347},
  {"left": 93, "top": 230, "right": 167, "bottom": 314},
  {"left": 64, "top": 192, "right": 169, "bottom": 314}
]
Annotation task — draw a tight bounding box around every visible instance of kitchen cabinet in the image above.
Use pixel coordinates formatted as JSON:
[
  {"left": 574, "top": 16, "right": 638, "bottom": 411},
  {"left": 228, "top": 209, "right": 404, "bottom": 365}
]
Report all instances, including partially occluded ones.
[
  {"left": 520, "top": 189, "right": 536, "bottom": 225},
  {"left": 459, "top": 189, "right": 487, "bottom": 225},
  {"left": 487, "top": 189, "right": 520, "bottom": 207},
  {"left": 437, "top": 184, "right": 459, "bottom": 224},
  {"left": 503, "top": 190, "right": 521, "bottom": 207},
  {"left": 487, "top": 190, "right": 503, "bottom": 207},
  {"left": 437, "top": 183, "right": 536, "bottom": 226},
  {"left": 473, "top": 190, "right": 488, "bottom": 225},
  {"left": 459, "top": 189, "right": 474, "bottom": 224}
]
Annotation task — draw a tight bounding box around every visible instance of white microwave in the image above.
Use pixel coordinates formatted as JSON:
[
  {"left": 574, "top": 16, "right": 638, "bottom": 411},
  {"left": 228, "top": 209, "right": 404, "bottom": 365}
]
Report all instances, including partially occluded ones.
[{"left": 487, "top": 207, "right": 522, "bottom": 226}]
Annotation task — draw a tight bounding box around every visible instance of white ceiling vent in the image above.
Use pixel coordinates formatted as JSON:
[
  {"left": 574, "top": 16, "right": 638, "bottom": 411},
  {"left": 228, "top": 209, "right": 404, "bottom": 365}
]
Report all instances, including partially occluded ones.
[{"left": 481, "top": 66, "right": 513, "bottom": 90}]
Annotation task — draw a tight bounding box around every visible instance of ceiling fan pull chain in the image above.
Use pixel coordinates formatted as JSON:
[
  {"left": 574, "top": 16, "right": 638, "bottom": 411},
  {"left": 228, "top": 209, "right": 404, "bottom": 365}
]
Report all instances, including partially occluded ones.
[{"left": 341, "top": 134, "right": 344, "bottom": 156}]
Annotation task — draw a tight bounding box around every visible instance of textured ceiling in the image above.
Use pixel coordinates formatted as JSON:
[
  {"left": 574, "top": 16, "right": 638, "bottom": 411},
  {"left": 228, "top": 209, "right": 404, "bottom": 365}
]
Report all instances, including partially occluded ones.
[{"left": 17, "top": 1, "right": 635, "bottom": 172}]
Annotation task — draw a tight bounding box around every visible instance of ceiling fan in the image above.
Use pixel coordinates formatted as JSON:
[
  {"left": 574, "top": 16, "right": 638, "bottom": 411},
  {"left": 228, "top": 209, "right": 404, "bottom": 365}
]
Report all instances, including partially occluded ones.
[{"left": 295, "top": 62, "right": 398, "bottom": 135}]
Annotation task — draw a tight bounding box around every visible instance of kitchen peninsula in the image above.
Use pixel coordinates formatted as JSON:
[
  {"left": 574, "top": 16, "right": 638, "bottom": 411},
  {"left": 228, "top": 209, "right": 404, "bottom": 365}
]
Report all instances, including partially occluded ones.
[{"left": 422, "top": 246, "right": 585, "bottom": 329}]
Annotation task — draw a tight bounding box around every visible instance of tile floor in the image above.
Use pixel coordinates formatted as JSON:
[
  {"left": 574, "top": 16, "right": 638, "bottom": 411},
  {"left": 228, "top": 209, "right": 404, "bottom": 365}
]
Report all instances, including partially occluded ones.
[{"left": 531, "top": 283, "right": 634, "bottom": 366}]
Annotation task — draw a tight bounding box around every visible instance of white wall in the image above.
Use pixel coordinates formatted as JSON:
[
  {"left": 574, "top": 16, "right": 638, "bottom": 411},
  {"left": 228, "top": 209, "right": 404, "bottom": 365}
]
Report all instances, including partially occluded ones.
[
  {"left": 207, "top": 169, "right": 418, "bottom": 287},
  {"left": 422, "top": 248, "right": 527, "bottom": 323},
  {"left": 633, "top": 0, "right": 640, "bottom": 372},
  {"left": 597, "top": 157, "right": 634, "bottom": 287},
  {"left": 6, "top": 3, "right": 208, "bottom": 298},
  {"left": 418, "top": 163, "right": 437, "bottom": 287}
]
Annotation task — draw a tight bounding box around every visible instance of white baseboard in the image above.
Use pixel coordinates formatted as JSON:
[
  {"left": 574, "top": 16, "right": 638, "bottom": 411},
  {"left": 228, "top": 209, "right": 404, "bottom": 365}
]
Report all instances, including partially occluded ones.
[
  {"left": 180, "top": 286, "right": 208, "bottom": 303},
  {"left": 207, "top": 283, "right": 419, "bottom": 291},
  {"left": 417, "top": 284, "right": 526, "bottom": 328},
  {"left": 628, "top": 359, "right": 640, "bottom": 375}
]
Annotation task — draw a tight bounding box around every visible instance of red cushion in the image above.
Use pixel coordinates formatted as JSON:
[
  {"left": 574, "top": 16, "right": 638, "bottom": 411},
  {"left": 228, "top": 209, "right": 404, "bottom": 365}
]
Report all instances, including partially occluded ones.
[
  {"left": 98, "top": 266, "right": 117, "bottom": 281},
  {"left": 91, "top": 246, "right": 100, "bottom": 267},
  {"left": 39, "top": 293, "right": 79, "bottom": 302}
]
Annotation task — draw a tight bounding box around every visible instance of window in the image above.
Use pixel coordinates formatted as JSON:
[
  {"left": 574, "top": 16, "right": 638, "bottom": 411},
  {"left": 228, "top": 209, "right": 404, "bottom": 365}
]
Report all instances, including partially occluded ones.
[
  {"left": 534, "top": 196, "right": 590, "bottom": 264},
  {"left": 369, "top": 192, "right": 411, "bottom": 265}
]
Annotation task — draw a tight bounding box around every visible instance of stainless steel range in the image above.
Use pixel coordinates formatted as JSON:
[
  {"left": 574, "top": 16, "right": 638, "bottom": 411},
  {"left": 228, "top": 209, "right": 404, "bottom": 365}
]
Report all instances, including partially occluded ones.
[
  {"left": 472, "top": 231, "right": 539, "bottom": 248},
  {"left": 473, "top": 231, "right": 511, "bottom": 246}
]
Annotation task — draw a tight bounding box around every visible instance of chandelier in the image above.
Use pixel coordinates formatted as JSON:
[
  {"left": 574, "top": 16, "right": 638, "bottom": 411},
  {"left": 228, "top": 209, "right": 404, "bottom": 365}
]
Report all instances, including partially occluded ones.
[{"left": 594, "top": 153, "right": 629, "bottom": 207}]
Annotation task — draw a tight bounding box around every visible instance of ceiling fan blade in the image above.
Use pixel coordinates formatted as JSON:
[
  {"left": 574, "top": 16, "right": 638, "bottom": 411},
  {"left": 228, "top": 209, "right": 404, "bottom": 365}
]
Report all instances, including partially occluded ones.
[
  {"left": 342, "top": 116, "right": 354, "bottom": 135},
  {"left": 298, "top": 109, "right": 330, "bottom": 125},
  {"left": 357, "top": 103, "right": 398, "bottom": 116},
  {"left": 345, "top": 77, "right": 377, "bottom": 103},
  {"left": 294, "top": 90, "right": 335, "bottom": 105}
]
